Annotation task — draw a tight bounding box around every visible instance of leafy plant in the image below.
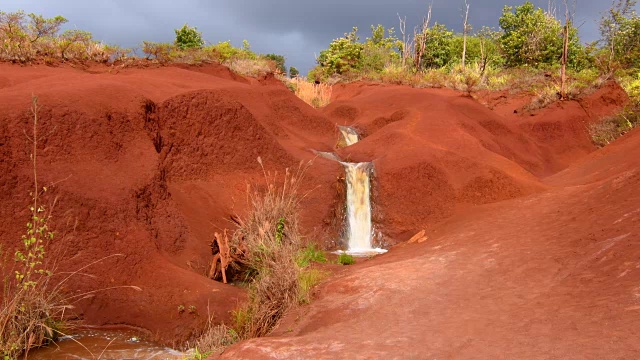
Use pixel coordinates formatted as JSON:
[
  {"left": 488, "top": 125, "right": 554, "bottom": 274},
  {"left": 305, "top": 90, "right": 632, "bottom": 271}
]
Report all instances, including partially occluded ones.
[
  {"left": 190, "top": 346, "right": 211, "bottom": 360},
  {"left": 142, "top": 41, "right": 173, "bottom": 61},
  {"left": 337, "top": 253, "right": 355, "bottom": 265},
  {"left": 590, "top": 104, "right": 640, "bottom": 147},
  {"left": 296, "top": 243, "right": 327, "bottom": 268},
  {"left": 57, "top": 29, "right": 93, "bottom": 60}
]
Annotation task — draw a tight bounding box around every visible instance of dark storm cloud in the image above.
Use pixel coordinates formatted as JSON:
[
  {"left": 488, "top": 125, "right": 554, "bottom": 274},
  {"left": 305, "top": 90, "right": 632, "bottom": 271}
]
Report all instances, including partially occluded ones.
[{"left": 2, "top": 1, "right": 638, "bottom": 74}]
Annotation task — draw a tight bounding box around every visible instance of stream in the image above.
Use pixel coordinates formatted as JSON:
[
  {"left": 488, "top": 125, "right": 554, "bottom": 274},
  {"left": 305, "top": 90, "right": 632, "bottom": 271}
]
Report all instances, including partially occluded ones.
[{"left": 25, "top": 330, "right": 186, "bottom": 360}]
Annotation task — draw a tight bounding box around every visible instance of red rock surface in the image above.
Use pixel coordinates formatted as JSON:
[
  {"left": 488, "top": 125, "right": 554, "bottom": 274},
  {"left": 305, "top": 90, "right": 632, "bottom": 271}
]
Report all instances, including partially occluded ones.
[{"left": 222, "top": 83, "right": 639, "bottom": 358}]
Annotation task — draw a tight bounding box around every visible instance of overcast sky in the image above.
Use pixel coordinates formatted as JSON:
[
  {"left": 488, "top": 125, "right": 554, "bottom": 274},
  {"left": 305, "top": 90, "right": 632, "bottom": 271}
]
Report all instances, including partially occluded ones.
[{"left": 3, "top": 1, "right": 638, "bottom": 74}]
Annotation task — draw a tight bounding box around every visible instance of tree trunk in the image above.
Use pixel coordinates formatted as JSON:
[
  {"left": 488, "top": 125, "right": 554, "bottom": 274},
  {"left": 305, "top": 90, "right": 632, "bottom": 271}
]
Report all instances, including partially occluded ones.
[
  {"left": 462, "top": 2, "right": 470, "bottom": 71},
  {"left": 560, "top": 1, "right": 570, "bottom": 100}
]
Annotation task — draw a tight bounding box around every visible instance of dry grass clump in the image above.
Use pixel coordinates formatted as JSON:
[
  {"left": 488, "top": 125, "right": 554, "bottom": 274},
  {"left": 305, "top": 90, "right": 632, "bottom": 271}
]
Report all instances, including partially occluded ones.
[
  {"left": 230, "top": 159, "right": 311, "bottom": 339},
  {"left": 521, "top": 85, "right": 561, "bottom": 112},
  {"left": 0, "top": 247, "right": 65, "bottom": 358},
  {"left": 188, "top": 320, "right": 238, "bottom": 358},
  {"left": 192, "top": 160, "right": 330, "bottom": 353},
  {"left": 290, "top": 77, "right": 333, "bottom": 108},
  {"left": 227, "top": 58, "right": 276, "bottom": 78},
  {"left": 590, "top": 106, "right": 639, "bottom": 147}
]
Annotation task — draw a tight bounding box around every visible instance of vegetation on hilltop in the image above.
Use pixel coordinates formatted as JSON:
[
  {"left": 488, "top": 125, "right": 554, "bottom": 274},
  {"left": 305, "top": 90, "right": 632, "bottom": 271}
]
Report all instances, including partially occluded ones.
[
  {"left": 305, "top": 0, "right": 640, "bottom": 142},
  {"left": 0, "top": 11, "right": 292, "bottom": 78}
]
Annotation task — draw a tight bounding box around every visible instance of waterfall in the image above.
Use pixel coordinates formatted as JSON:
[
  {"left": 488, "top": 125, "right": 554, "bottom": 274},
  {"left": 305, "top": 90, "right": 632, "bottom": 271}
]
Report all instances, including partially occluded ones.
[
  {"left": 338, "top": 126, "right": 359, "bottom": 146},
  {"left": 343, "top": 162, "right": 373, "bottom": 252},
  {"left": 332, "top": 126, "right": 386, "bottom": 256}
]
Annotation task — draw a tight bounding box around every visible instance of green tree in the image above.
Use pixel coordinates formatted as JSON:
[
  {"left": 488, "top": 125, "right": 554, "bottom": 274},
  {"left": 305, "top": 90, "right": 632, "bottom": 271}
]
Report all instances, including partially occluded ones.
[
  {"left": 417, "top": 23, "right": 455, "bottom": 68},
  {"left": 27, "top": 13, "right": 67, "bottom": 42},
  {"left": 499, "top": 1, "right": 580, "bottom": 67},
  {"left": 174, "top": 24, "right": 204, "bottom": 49},
  {"left": 58, "top": 29, "right": 93, "bottom": 60},
  {"left": 600, "top": 0, "right": 640, "bottom": 69},
  {"left": 289, "top": 66, "right": 299, "bottom": 77},
  {"left": 316, "top": 27, "right": 364, "bottom": 76},
  {"left": 142, "top": 41, "right": 173, "bottom": 61},
  {"left": 361, "top": 25, "right": 402, "bottom": 73},
  {"left": 264, "top": 53, "right": 286, "bottom": 74}
]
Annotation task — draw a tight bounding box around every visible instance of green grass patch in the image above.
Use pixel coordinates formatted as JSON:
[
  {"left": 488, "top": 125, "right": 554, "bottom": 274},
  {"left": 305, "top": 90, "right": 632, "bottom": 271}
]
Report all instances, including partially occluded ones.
[
  {"left": 337, "top": 253, "right": 355, "bottom": 265},
  {"left": 296, "top": 244, "right": 327, "bottom": 268},
  {"left": 298, "top": 269, "right": 329, "bottom": 304}
]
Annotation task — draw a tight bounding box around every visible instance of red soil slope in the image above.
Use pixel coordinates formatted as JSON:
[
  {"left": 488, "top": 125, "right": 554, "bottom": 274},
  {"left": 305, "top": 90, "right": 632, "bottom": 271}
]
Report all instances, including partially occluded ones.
[
  {"left": 0, "top": 63, "right": 338, "bottom": 343},
  {"left": 223, "top": 106, "right": 640, "bottom": 358},
  {"left": 0, "top": 63, "right": 630, "bottom": 352},
  {"left": 323, "top": 82, "right": 626, "bottom": 242}
]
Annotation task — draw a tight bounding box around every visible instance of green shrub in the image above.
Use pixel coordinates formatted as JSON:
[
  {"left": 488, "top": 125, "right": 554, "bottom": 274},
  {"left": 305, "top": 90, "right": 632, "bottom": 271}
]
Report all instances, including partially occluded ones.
[
  {"left": 337, "top": 253, "right": 355, "bottom": 265},
  {"left": 142, "top": 41, "right": 173, "bottom": 61},
  {"left": 0, "top": 10, "right": 117, "bottom": 63},
  {"left": 174, "top": 24, "right": 204, "bottom": 49}
]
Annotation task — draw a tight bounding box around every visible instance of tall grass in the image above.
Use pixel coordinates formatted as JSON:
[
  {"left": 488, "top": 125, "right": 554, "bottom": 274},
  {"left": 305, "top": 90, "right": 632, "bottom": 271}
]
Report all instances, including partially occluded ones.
[
  {"left": 201, "top": 158, "right": 330, "bottom": 348},
  {"left": 290, "top": 77, "right": 333, "bottom": 108},
  {"left": 0, "top": 96, "right": 63, "bottom": 358},
  {"left": 230, "top": 158, "right": 312, "bottom": 339}
]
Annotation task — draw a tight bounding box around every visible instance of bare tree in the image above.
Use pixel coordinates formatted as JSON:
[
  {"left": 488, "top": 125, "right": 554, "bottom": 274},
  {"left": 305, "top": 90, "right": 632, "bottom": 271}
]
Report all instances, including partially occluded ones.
[
  {"left": 560, "top": 0, "right": 575, "bottom": 99},
  {"left": 398, "top": 14, "right": 409, "bottom": 68},
  {"left": 414, "top": 2, "right": 433, "bottom": 70},
  {"left": 548, "top": 0, "right": 558, "bottom": 17},
  {"left": 462, "top": 0, "right": 471, "bottom": 71}
]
